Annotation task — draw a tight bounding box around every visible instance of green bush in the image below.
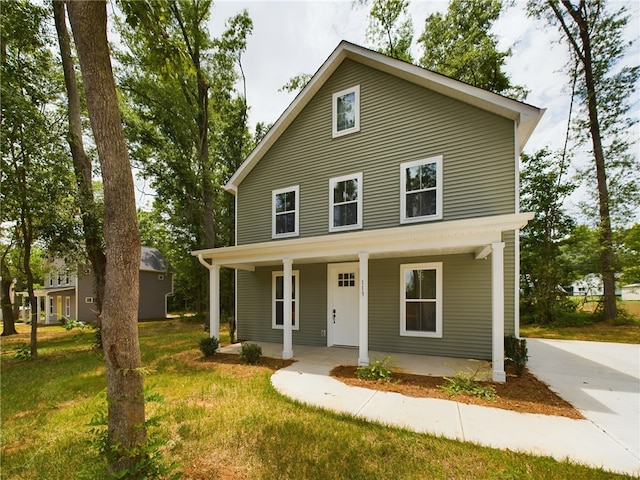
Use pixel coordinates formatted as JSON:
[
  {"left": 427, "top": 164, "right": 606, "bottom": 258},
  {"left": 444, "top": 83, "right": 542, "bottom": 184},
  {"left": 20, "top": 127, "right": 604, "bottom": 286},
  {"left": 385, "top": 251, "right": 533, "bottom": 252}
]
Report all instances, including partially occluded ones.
[
  {"left": 13, "top": 344, "right": 31, "bottom": 360},
  {"left": 504, "top": 335, "right": 528, "bottom": 377},
  {"left": 440, "top": 372, "right": 497, "bottom": 401},
  {"left": 199, "top": 337, "right": 219, "bottom": 357},
  {"left": 356, "top": 356, "right": 393, "bottom": 382},
  {"left": 239, "top": 342, "right": 262, "bottom": 365}
]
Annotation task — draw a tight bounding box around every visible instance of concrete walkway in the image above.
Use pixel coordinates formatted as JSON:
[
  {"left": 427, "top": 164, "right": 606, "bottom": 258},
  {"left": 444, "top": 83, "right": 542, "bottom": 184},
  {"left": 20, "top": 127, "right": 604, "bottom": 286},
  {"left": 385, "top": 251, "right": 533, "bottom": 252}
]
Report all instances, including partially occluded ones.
[{"left": 223, "top": 341, "right": 639, "bottom": 475}]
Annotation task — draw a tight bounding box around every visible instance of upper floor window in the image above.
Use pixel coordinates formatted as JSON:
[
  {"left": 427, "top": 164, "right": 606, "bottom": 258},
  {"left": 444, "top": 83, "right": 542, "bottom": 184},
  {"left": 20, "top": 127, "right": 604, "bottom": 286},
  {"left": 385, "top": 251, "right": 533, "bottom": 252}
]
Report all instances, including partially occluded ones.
[
  {"left": 332, "top": 85, "right": 360, "bottom": 138},
  {"left": 329, "top": 172, "right": 362, "bottom": 232},
  {"left": 272, "top": 185, "right": 299, "bottom": 238},
  {"left": 400, "top": 262, "right": 442, "bottom": 338},
  {"left": 400, "top": 156, "right": 443, "bottom": 223}
]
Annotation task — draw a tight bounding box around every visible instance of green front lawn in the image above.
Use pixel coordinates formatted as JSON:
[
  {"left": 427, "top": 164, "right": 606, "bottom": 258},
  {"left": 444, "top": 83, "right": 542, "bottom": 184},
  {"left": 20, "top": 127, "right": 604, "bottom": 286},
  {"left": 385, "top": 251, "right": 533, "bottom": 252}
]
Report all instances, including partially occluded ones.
[{"left": 1, "top": 320, "right": 632, "bottom": 479}]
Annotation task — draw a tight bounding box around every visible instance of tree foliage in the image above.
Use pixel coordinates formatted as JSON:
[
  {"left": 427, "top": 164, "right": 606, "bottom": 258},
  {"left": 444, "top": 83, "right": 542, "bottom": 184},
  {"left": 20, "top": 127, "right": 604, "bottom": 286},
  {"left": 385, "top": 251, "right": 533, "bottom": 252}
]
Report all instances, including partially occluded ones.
[
  {"left": 363, "top": 0, "right": 414, "bottom": 62},
  {"left": 1, "top": 0, "right": 77, "bottom": 347},
  {"left": 419, "top": 0, "right": 528, "bottom": 99},
  {"left": 520, "top": 149, "right": 577, "bottom": 323},
  {"left": 116, "top": 1, "right": 253, "bottom": 315},
  {"left": 528, "top": 0, "right": 639, "bottom": 321}
]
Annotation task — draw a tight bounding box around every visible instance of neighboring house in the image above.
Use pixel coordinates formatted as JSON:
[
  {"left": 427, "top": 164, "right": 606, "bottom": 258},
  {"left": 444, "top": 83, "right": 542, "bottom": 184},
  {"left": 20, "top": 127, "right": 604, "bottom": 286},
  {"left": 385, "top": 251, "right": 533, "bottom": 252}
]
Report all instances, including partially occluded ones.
[
  {"left": 193, "top": 41, "right": 544, "bottom": 382},
  {"left": 568, "top": 273, "right": 621, "bottom": 298},
  {"left": 35, "top": 247, "right": 173, "bottom": 323},
  {"left": 621, "top": 284, "right": 640, "bottom": 301}
]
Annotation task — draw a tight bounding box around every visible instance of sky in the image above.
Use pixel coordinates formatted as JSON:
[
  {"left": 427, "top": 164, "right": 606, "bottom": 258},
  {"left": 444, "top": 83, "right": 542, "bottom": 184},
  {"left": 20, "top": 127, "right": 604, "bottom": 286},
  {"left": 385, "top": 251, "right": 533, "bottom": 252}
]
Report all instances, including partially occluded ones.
[{"left": 134, "top": 1, "right": 640, "bottom": 217}]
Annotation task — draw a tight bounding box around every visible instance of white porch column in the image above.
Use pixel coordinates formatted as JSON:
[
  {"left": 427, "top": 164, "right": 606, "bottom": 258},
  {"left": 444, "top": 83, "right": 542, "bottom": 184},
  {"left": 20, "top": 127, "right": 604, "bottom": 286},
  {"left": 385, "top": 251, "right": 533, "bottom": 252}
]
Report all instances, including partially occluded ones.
[
  {"left": 36, "top": 295, "right": 42, "bottom": 325},
  {"left": 358, "top": 252, "right": 369, "bottom": 366},
  {"left": 210, "top": 264, "right": 221, "bottom": 340},
  {"left": 491, "top": 241, "right": 506, "bottom": 383},
  {"left": 282, "top": 258, "right": 293, "bottom": 359}
]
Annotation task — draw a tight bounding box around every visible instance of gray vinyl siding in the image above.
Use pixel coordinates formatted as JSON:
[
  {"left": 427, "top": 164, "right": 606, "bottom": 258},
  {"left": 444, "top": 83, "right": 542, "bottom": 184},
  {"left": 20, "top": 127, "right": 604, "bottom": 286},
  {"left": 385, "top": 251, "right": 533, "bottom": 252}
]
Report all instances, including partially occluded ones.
[
  {"left": 77, "top": 276, "right": 95, "bottom": 321},
  {"left": 236, "top": 264, "right": 328, "bottom": 346},
  {"left": 138, "top": 271, "right": 172, "bottom": 319},
  {"left": 237, "top": 59, "right": 516, "bottom": 245},
  {"left": 236, "top": 248, "right": 517, "bottom": 359}
]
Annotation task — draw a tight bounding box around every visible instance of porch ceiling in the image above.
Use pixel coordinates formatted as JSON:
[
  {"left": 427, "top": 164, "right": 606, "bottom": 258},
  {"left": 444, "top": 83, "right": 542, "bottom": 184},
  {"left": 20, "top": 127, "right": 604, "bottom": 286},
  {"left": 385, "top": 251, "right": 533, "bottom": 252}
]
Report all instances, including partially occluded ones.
[{"left": 192, "top": 212, "right": 533, "bottom": 270}]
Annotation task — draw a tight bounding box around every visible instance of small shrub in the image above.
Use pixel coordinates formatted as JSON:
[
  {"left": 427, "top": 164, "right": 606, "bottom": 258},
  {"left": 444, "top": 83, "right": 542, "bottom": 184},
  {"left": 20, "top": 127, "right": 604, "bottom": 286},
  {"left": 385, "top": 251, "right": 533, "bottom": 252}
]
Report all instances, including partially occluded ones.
[
  {"left": 239, "top": 342, "right": 262, "bottom": 365},
  {"left": 440, "top": 371, "right": 497, "bottom": 401},
  {"left": 504, "top": 335, "right": 528, "bottom": 377},
  {"left": 62, "top": 318, "right": 89, "bottom": 331},
  {"left": 199, "top": 337, "right": 219, "bottom": 357},
  {"left": 356, "top": 356, "right": 393, "bottom": 382},
  {"left": 13, "top": 344, "right": 32, "bottom": 360}
]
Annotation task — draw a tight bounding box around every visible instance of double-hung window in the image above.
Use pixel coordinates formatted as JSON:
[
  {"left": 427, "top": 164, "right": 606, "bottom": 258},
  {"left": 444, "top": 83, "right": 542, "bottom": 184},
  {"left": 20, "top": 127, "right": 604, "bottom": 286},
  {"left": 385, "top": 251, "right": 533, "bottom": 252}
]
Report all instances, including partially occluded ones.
[
  {"left": 272, "top": 186, "right": 299, "bottom": 238},
  {"left": 400, "top": 263, "right": 442, "bottom": 338},
  {"left": 329, "top": 172, "right": 362, "bottom": 232},
  {"left": 332, "top": 85, "right": 360, "bottom": 138},
  {"left": 400, "top": 156, "right": 443, "bottom": 223},
  {"left": 272, "top": 270, "right": 300, "bottom": 330}
]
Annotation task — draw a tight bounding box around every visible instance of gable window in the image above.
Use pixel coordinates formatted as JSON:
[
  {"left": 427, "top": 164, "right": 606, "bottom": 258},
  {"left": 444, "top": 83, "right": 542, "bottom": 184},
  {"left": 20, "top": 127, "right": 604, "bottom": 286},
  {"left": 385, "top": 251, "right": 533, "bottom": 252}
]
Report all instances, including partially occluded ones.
[
  {"left": 332, "top": 85, "right": 360, "bottom": 138},
  {"left": 272, "top": 186, "right": 299, "bottom": 238},
  {"left": 329, "top": 172, "right": 362, "bottom": 232},
  {"left": 400, "top": 156, "right": 443, "bottom": 223},
  {"left": 400, "top": 263, "right": 442, "bottom": 338},
  {"left": 272, "top": 270, "right": 300, "bottom": 330}
]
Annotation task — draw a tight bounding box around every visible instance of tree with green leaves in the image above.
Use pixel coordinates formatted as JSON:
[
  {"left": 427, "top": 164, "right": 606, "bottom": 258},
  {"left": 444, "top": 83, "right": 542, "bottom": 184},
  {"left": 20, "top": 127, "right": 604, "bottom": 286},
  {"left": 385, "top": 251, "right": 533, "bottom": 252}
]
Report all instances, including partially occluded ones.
[
  {"left": 362, "top": 0, "right": 414, "bottom": 62},
  {"left": 117, "top": 1, "right": 253, "bottom": 315},
  {"left": 66, "top": 1, "right": 145, "bottom": 474},
  {"left": 528, "top": 0, "right": 639, "bottom": 321},
  {"left": 520, "top": 149, "right": 577, "bottom": 323},
  {"left": 419, "top": 0, "right": 527, "bottom": 99},
  {"left": 52, "top": 0, "right": 107, "bottom": 317},
  {"left": 1, "top": 0, "right": 76, "bottom": 351}
]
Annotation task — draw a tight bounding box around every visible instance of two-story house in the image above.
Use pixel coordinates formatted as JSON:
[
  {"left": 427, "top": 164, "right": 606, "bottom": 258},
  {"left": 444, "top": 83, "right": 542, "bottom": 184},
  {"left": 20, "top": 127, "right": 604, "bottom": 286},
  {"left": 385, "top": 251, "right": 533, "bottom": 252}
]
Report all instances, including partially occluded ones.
[
  {"left": 38, "top": 246, "right": 173, "bottom": 323},
  {"left": 193, "top": 41, "right": 544, "bottom": 381}
]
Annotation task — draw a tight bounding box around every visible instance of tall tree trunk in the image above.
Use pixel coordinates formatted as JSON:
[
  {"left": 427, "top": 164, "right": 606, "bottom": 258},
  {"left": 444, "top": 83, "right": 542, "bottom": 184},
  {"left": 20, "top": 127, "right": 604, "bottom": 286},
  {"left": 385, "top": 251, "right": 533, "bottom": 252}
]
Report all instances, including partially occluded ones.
[
  {"left": 559, "top": 0, "right": 617, "bottom": 321},
  {"left": 1, "top": 252, "right": 18, "bottom": 336},
  {"left": 52, "top": 0, "right": 107, "bottom": 317},
  {"left": 66, "top": 1, "right": 145, "bottom": 474}
]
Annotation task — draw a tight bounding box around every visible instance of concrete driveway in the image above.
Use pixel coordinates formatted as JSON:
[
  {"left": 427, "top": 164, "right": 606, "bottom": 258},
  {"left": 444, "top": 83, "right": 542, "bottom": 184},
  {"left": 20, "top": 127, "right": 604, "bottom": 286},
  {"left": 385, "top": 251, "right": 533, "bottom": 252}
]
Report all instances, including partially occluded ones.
[{"left": 527, "top": 339, "right": 640, "bottom": 469}]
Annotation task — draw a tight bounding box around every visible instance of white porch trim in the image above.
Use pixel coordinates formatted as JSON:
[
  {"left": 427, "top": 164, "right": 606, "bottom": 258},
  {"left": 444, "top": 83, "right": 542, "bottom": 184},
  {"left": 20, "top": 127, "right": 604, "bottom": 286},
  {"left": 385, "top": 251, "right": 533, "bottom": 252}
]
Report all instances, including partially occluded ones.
[
  {"left": 282, "top": 258, "right": 293, "bottom": 359},
  {"left": 193, "top": 213, "right": 533, "bottom": 373},
  {"left": 358, "top": 252, "right": 369, "bottom": 366},
  {"left": 491, "top": 242, "right": 506, "bottom": 383},
  {"left": 197, "top": 255, "right": 220, "bottom": 341}
]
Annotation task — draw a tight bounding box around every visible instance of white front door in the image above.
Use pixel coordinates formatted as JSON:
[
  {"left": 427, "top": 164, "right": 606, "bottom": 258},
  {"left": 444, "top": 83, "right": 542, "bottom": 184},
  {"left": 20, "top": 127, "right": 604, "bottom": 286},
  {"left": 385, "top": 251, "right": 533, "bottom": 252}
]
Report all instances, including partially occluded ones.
[{"left": 328, "top": 263, "right": 359, "bottom": 346}]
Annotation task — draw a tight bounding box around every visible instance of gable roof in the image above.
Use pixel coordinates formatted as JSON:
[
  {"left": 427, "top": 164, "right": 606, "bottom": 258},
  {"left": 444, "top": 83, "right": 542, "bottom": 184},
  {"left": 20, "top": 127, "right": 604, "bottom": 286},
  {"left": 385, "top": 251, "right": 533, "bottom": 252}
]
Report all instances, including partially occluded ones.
[
  {"left": 140, "top": 246, "right": 168, "bottom": 272},
  {"left": 225, "top": 40, "right": 545, "bottom": 194}
]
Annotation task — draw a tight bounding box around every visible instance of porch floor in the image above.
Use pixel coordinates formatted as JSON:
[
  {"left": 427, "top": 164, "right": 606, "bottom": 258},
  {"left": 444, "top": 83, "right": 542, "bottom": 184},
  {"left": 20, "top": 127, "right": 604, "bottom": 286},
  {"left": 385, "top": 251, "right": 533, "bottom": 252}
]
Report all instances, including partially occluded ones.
[{"left": 218, "top": 342, "right": 492, "bottom": 380}]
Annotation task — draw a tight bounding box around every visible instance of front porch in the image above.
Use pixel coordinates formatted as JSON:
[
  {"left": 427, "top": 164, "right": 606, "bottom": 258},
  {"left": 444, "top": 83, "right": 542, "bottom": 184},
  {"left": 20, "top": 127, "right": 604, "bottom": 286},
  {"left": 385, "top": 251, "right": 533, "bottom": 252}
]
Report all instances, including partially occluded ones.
[{"left": 219, "top": 342, "right": 493, "bottom": 380}]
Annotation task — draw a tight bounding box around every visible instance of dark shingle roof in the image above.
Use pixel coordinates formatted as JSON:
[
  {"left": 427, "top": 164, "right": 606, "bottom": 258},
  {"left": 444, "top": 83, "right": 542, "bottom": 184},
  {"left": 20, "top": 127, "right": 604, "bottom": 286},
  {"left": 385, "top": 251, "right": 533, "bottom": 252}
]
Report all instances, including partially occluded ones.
[{"left": 140, "top": 247, "right": 167, "bottom": 272}]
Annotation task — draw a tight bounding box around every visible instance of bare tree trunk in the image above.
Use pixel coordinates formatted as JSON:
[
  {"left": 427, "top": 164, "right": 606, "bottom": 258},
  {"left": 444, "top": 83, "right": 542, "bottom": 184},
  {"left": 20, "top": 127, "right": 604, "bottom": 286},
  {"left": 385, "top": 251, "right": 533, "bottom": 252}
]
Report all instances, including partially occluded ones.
[
  {"left": 1, "top": 251, "right": 18, "bottom": 336},
  {"left": 66, "top": 1, "right": 145, "bottom": 474},
  {"left": 52, "top": 0, "right": 107, "bottom": 316},
  {"left": 558, "top": 0, "right": 617, "bottom": 321}
]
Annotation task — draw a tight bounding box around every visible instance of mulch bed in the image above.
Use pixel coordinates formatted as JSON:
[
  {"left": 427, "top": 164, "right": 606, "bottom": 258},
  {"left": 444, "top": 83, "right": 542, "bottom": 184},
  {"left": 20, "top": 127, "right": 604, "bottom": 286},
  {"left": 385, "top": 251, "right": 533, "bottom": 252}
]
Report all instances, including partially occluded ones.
[{"left": 330, "top": 363, "right": 584, "bottom": 419}]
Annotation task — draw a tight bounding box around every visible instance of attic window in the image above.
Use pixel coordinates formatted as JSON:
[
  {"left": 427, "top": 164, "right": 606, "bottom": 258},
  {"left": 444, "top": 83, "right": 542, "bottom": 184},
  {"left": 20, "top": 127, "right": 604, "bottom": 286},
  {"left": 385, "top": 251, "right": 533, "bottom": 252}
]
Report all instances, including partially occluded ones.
[{"left": 332, "top": 85, "right": 360, "bottom": 138}]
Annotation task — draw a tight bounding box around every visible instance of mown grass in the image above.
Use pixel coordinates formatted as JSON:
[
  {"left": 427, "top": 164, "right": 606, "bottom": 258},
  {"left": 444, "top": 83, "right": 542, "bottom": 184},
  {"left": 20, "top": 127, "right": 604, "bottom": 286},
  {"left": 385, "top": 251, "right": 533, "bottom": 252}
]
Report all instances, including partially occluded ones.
[
  {"left": 521, "top": 300, "right": 640, "bottom": 343},
  {"left": 1, "top": 320, "right": 634, "bottom": 479}
]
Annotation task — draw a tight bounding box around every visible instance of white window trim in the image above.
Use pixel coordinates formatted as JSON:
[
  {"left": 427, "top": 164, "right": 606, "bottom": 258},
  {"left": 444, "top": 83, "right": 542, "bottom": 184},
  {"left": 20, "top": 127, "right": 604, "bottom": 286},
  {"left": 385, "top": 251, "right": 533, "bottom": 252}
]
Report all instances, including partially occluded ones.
[
  {"left": 272, "top": 185, "right": 300, "bottom": 239},
  {"left": 400, "top": 155, "right": 443, "bottom": 223},
  {"left": 272, "top": 270, "right": 300, "bottom": 330},
  {"left": 400, "top": 262, "right": 443, "bottom": 338},
  {"left": 332, "top": 85, "right": 360, "bottom": 138},
  {"left": 329, "top": 172, "right": 363, "bottom": 232},
  {"left": 65, "top": 296, "right": 71, "bottom": 317}
]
